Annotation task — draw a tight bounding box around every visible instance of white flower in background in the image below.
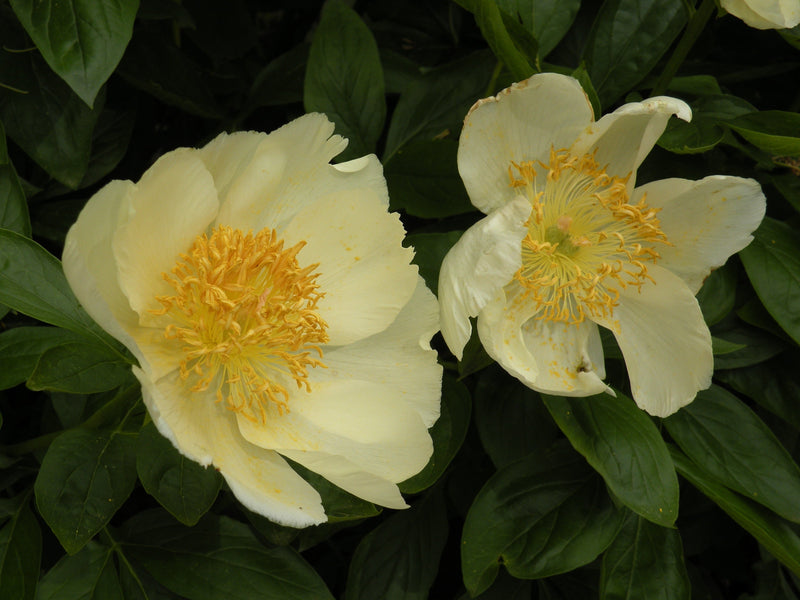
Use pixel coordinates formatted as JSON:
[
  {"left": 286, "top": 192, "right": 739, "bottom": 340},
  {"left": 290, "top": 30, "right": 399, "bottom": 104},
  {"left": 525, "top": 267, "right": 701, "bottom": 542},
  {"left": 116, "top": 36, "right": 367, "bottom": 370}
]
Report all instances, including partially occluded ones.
[
  {"left": 721, "top": 0, "right": 800, "bottom": 29},
  {"left": 439, "top": 73, "right": 765, "bottom": 417},
  {"left": 63, "top": 114, "right": 442, "bottom": 527}
]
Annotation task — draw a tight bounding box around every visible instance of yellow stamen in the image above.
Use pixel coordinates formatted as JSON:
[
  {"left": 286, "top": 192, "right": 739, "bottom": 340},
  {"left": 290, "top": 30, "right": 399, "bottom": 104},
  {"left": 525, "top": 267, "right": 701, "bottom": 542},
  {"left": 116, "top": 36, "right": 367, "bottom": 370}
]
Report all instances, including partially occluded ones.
[
  {"left": 510, "top": 148, "right": 670, "bottom": 324},
  {"left": 152, "top": 226, "right": 328, "bottom": 423}
]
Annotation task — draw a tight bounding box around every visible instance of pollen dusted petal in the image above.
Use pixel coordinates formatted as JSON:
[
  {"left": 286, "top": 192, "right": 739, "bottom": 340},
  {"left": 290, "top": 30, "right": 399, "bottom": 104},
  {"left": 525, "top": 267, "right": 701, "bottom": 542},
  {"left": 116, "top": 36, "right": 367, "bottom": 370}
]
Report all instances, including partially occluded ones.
[
  {"left": 631, "top": 176, "right": 767, "bottom": 294},
  {"left": 280, "top": 190, "right": 417, "bottom": 346},
  {"left": 570, "top": 96, "right": 691, "bottom": 192},
  {"left": 113, "top": 150, "right": 219, "bottom": 322},
  {"left": 236, "top": 380, "right": 433, "bottom": 488},
  {"left": 439, "top": 196, "right": 532, "bottom": 359},
  {"left": 592, "top": 265, "right": 713, "bottom": 417},
  {"left": 320, "top": 277, "right": 442, "bottom": 428},
  {"left": 136, "top": 367, "right": 326, "bottom": 527},
  {"left": 458, "top": 73, "right": 594, "bottom": 214}
]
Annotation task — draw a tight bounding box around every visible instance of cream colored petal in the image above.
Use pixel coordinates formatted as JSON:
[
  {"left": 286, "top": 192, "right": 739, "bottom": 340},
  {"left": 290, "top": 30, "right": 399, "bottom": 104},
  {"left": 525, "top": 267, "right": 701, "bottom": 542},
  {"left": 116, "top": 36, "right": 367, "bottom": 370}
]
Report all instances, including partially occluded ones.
[
  {"left": 113, "top": 149, "right": 219, "bottom": 321},
  {"left": 237, "top": 380, "right": 433, "bottom": 485},
  {"left": 63, "top": 180, "right": 145, "bottom": 363},
  {"left": 213, "top": 114, "right": 387, "bottom": 233},
  {"left": 439, "top": 196, "right": 531, "bottom": 359},
  {"left": 135, "top": 367, "right": 325, "bottom": 527},
  {"left": 279, "top": 191, "right": 417, "bottom": 346},
  {"left": 277, "top": 450, "right": 408, "bottom": 509},
  {"left": 571, "top": 97, "right": 691, "bottom": 190},
  {"left": 633, "top": 176, "right": 766, "bottom": 294},
  {"left": 319, "top": 276, "right": 442, "bottom": 427},
  {"left": 477, "top": 284, "right": 609, "bottom": 396},
  {"left": 721, "top": 0, "right": 800, "bottom": 28},
  {"left": 458, "top": 73, "right": 594, "bottom": 214},
  {"left": 196, "top": 130, "right": 269, "bottom": 204},
  {"left": 592, "top": 265, "right": 713, "bottom": 417}
]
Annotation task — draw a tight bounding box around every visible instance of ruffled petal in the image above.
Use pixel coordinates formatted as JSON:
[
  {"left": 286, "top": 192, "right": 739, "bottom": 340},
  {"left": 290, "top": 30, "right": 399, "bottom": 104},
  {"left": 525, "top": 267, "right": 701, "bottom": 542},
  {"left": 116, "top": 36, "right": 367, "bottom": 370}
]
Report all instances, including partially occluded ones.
[
  {"left": 592, "top": 265, "right": 713, "bottom": 417},
  {"left": 721, "top": 0, "right": 800, "bottom": 28},
  {"left": 63, "top": 179, "right": 145, "bottom": 365},
  {"left": 279, "top": 190, "right": 417, "bottom": 346},
  {"left": 212, "top": 114, "right": 387, "bottom": 233},
  {"left": 136, "top": 368, "right": 325, "bottom": 527},
  {"left": 477, "top": 284, "right": 609, "bottom": 396},
  {"left": 632, "top": 176, "right": 766, "bottom": 293},
  {"left": 113, "top": 149, "right": 219, "bottom": 321},
  {"left": 319, "top": 276, "right": 442, "bottom": 427},
  {"left": 237, "top": 380, "right": 433, "bottom": 486},
  {"left": 439, "top": 196, "right": 531, "bottom": 359},
  {"left": 570, "top": 97, "right": 691, "bottom": 189},
  {"left": 458, "top": 73, "right": 594, "bottom": 214}
]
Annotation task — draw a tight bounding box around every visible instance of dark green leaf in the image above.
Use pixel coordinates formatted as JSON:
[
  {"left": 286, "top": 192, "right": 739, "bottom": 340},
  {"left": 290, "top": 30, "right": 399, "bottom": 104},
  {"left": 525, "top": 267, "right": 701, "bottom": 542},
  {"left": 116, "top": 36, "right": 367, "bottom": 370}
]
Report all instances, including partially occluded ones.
[
  {"left": 37, "top": 541, "right": 122, "bottom": 600},
  {"left": 671, "top": 447, "right": 800, "bottom": 577},
  {"left": 571, "top": 63, "right": 601, "bottom": 120},
  {"left": 740, "top": 217, "right": 800, "bottom": 346},
  {"left": 474, "top": 364, "right": 560, "bottom": 468},
  {"left": 461, "top": 447, "right": 623, "bottom": 595},
  {"left": 182, "top": 0, "right": 256, "bottom": 61},
  {"left": 304, "top": 0, "right": 385, "bottom": 160},
  {"left": 584, "top": 0, "right": 687, "bottom": 105},
  {"left": 405, "top": 230, "right": 463, "bottom": 294},
  {"left": 9, "top": 0, "right": 138, "bottom": 107},
  {"left": 600, "top": 512, "right": 690, "bottom": 600},
  {"left": 288, "top": 460, "right": 380, "bottom": 523},
  {"left": 383, "top": 51, "right": 495, "bottom": 161},
  {"left": 0, "top": 493, "right": 41, "bottom": 600},
  {"left": 78, "top": 107, "right": 137, "bottom": 188},
  {"left": 712, "top": 323, "right": 785, "bottom": 370},
  {"left": 0, "top": 19, "right": 102, "bottom": 188},
  {"left": 771, "top": 173, "right": 800, "bottom": 214},
  {"left": 711, "top": 336, "right": 746, "bottom": 355},
  {"left": 0, "top": 326, "right": 80, "bottom": 390},
  {"left": 35, "top": 428, "right": 138, "bottom": 554},
  {"left": 345, "top": 486, "right": 448, "bottom": 600},
  {"left": 664, "top": 385, "right": 800, "bottom": 523},
  {"left": 458, "top": 326, "right": 495, "bottom": 378},
  {"left": 695, "top": 264, "right": 737, "bottom": 326},
  {"left": 658, "top": 118, "right": 725, "bottom": 154},
  {"left": 495, "top": 0, "right": 581, "bottom": 57},
  {"left": 472, "top": 0, "right": 535, "bottom": 81},
  {"left": 728, "top": 111, "right": 800, "bottom": 156},
  {"left": 27, "top": 341, "right": 133, "bottom": 393},
  {"left": 385, "top": 140, "right": 474, "bottom": 218},
  {"left": 136, "top": 422, "right": 221, "bottom": 526},
  {"left": 399, "top": 375, "right": 471, "bottom": 494},
  {"left": 118, "top": 31, "right": 222, "bottom": 119},
  {"left": 244, "top": 44, "right": 308, "bottom": 113},
  {"left": 666, "top": 75, "right": 722, "bottom": 96},
  {"left": 0, "top": 121, "right": 30, "bottom": 237},
  {"left": 121, "top": 510, "right": 335, "bottom": 600},
  {"left": 543, "top": 392, "right": 679, "bottom": 527}
]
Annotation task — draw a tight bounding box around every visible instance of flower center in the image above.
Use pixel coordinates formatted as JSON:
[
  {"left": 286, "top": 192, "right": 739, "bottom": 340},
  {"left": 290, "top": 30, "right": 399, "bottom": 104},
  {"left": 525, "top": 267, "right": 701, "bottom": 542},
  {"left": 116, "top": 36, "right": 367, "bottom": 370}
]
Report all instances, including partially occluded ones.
[
  {"left": 508, "top": 148, "right": 670, "bottom": 324},
  {"left": 152, "top": 225, "right": 329, "bottom": 423}
]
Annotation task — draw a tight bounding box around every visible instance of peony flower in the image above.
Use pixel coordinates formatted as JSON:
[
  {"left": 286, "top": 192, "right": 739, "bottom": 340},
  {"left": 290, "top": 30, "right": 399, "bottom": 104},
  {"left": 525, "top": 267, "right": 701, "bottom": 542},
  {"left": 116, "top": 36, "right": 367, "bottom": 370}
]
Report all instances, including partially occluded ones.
[
  {"left": 439, "top": 73, "right": 765, "bottom": 417},
  {"left": 721, "top": 0, "right": 800, "bottom": 29},
  {"left": 62, "top": 114, "right": 442, "bottom": 527}
]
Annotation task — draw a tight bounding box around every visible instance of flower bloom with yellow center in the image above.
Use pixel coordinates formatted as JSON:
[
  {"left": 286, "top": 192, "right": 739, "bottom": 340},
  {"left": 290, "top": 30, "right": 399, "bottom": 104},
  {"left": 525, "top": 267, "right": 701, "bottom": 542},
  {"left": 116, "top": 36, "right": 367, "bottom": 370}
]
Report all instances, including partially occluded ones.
[
  {"left": 62, "top": 114, "right": 442, "bottom": 527},
  {"left": 439, "top": 73, "right": 766, "bottom": 417},
  {"left": 721, "top": 0, "right": 799, "bottom": 29}
]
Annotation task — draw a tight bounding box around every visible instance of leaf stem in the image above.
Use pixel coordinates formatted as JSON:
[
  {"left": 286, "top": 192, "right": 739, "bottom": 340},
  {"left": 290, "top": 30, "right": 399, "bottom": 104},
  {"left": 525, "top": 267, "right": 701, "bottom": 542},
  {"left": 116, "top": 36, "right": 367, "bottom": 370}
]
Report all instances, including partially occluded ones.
[{"left": 651, "top": 0, "right": 716, "bottom": 96}]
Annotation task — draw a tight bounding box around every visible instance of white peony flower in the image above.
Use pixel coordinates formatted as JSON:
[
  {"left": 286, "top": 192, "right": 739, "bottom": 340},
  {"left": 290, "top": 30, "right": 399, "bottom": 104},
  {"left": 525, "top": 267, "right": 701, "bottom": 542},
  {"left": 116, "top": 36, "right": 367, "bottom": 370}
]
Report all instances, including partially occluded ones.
[
  {"left": 63, "top": 114, "right": 442, "bottom": 527},
  {"left": 721, "top": 0, "right": 800, "bottom": 29},
  {"left": 439, "top": 73, "right": 766, "bottom": 417}
]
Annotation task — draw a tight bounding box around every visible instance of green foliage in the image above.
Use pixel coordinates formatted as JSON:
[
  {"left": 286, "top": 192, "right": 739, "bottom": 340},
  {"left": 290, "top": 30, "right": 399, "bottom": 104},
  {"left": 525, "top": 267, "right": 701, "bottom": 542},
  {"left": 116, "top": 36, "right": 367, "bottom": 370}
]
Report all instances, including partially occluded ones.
[{"left": 2, "top": 0, "right": 800, "bottom": 597}]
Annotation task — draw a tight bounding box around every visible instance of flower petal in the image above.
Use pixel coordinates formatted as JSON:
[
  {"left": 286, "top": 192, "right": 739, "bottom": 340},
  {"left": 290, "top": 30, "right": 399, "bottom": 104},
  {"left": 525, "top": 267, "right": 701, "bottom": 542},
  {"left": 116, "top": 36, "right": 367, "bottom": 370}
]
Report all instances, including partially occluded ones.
[
  {"left": 319, "top": 276, "right": 442, "bottom": 427},
  {"left": 136, "top": 367, "right": 325, "bottom": 527},
  {"left": 632, "top": 176, "right": 766, "bottom": 293},
  {"left": 63, "top": 179, "right": 145, "bottom": 364},
  {"left": 458, "top": 73, "right": 594, "bottom": 214},
  {"left": 592, "top": 265, "right": 713, "bottom": 417},
  {"left": 280, "top": 190, "right": 417, "bottom": 346},
  {"left": 571, "top": 96, "right": 691, "bottom": 189},
  {"left": 113, "top": 149, "right": 219, "bottom": 321},
  {"left": 721, "top": 0, "right": 800, "bottom": 28},
  {"left": 439, "top": 196, "right": 531, "bottom": 359},
  {"left": 478, "top": 285, "right": 609, "bottom": 396},
  {"left": 212, "top": 114, "right": 387, "bottom": 233},
  {"left": 237, "top": 380, "right": 433, "bottom": 487}
]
